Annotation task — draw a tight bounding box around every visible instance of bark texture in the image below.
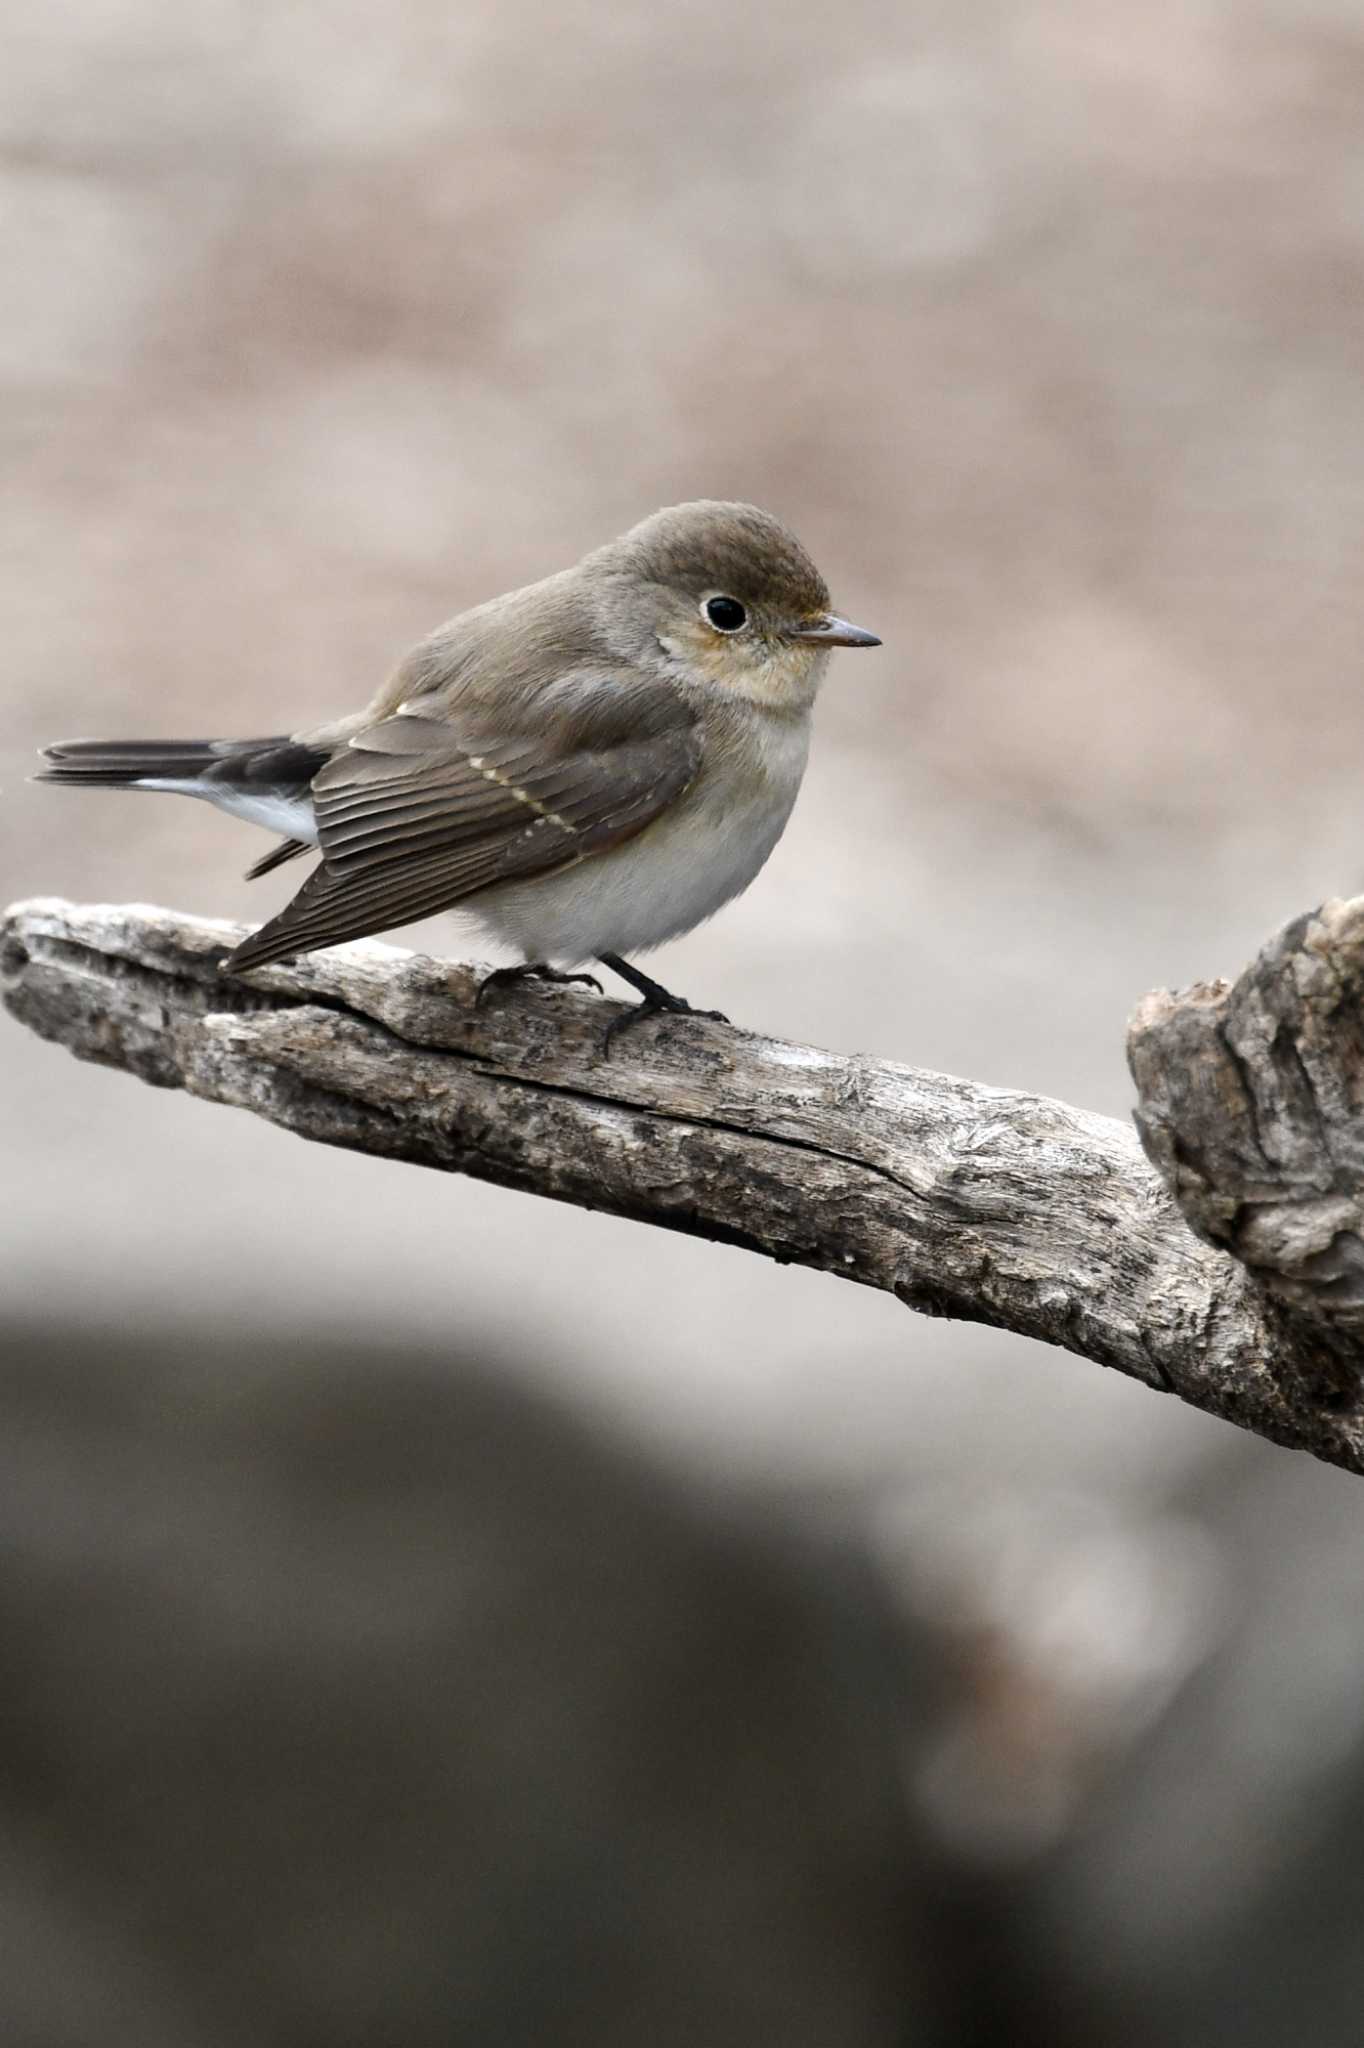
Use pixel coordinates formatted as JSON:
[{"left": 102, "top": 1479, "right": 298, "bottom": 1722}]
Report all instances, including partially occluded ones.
[
  {"left": 5, "top": 894, "right": 1364, "bottom": 1474},
  {"left": 1130, "top": 897, "right": 1364, "bottom": 1393}
]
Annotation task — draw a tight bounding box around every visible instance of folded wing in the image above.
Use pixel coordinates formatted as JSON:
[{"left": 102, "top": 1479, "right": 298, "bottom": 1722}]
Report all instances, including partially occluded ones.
[{"left": 224, "top": 685, "right": 699, "bottom": 973}]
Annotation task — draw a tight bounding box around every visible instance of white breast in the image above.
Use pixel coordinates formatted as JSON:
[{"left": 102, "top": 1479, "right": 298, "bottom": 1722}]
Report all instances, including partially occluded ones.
[{"left": 470, "top": 712, "right": 811, "bottom": 966}]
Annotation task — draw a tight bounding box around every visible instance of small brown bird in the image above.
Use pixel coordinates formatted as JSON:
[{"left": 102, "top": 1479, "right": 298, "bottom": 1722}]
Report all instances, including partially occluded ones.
[{"left": 39, "top": 501, "right": 880, "bottom": 1041}]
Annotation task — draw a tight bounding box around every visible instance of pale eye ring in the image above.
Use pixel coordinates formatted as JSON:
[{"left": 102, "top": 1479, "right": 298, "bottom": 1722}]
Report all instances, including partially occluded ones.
[{"left": 702, "top": 594, "right": 747, "bottom": 634}]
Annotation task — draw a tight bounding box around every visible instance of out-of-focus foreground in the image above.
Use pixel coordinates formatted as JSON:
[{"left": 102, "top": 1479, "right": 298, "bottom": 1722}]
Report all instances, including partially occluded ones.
[{"left": 6, "top": 1, "right": 1364, "bottom": 2039}]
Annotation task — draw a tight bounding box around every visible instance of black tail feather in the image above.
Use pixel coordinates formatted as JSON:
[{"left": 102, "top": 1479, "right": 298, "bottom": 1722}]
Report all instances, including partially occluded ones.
[
  {"left": 37, "top": 734, "right": 327, "bottom": 798},
  {"left": 244, "top": 837, "right": 311, "bottom": 881},
  {"left": 36, "top": 739, "right": 229, "bottom": 788},
  {"left": 38, "top": 732, "right": 329, "bottom": 905}
]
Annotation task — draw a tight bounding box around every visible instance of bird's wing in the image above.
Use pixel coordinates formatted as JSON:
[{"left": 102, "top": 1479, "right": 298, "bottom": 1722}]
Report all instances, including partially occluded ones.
[{"left": 224, "top": 690, "right": 699, "bottom": 972}]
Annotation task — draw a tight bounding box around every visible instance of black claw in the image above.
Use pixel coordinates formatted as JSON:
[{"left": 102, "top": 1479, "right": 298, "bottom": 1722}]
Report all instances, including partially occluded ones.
[
  {"left": 594, "top": 952, "right": 728, "bottom": 1055},
  {"left": 476, "top": 963, "right": 602, "bottom": 1009},
  {"left": 601, "top": 1001, "right": 659, "bottom": 1057},
  {"left": 601, "top": 995, "right": 729, "bottom": 1058}
]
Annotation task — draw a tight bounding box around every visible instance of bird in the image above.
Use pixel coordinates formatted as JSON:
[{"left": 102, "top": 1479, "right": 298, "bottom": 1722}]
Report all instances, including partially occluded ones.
[{"left": 38, "top": 501, "right": 880, "bottom": 1046}]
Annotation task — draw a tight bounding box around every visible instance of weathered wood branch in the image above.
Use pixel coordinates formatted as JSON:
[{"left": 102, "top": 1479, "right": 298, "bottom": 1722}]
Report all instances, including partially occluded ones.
[
  {"left": 1130, "top": 899, "right": 1364, "bottom": 1358},
  {"left": 5, "top": 894, "right": 1364, "bottom": 1474}
]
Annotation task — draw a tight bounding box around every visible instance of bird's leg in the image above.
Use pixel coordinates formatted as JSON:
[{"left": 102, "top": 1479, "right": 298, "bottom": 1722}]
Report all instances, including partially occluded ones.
[
  {"left": 476, "top": 961, "right": 602, "bottom": 1008},
  {"left": 597, "top": 953, "right": 729, "bottom": 1054}
]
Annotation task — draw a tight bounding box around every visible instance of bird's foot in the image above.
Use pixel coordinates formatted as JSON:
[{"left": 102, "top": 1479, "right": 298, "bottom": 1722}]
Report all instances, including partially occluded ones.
[
  {"left": 602, "top": 994, "right": 729, "bottom": 1057},
  {"left": 596, "top": 953, "right": 728, "bottom": 1056},
  {"left": 476, "top": 962, "right": 602, "bottom": 1008}
]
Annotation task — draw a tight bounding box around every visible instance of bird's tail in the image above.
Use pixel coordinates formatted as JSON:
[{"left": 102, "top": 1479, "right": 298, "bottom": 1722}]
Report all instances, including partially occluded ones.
[
  {"left": 36, "top": 738, "right": 236, "bottom": 789},
  {"left": 36, "top": 735, "right": 328, "bottom": 880}
]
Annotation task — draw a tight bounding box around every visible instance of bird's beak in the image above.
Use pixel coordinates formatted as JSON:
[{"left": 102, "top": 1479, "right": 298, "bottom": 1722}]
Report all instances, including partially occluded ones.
[{"left": 789, "top": 613, "right": 882, "bottom": 648}]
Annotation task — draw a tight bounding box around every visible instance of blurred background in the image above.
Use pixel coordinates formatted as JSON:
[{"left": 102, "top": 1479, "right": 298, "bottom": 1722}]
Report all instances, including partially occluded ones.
[{"left": 6, "top": 0, "right": 1364, "bottom": 2039}]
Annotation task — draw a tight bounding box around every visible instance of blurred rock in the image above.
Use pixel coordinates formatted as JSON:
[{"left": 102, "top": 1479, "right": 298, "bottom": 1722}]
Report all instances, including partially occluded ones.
[{"left": 0, "top": 1321, "right": 949, "bottom": 2048}]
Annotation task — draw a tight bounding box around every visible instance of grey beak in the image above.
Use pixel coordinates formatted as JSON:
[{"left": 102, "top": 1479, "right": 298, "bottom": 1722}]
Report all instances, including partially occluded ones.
[{"left": 790, "top": 613, "right": 882, "bottom": 648}]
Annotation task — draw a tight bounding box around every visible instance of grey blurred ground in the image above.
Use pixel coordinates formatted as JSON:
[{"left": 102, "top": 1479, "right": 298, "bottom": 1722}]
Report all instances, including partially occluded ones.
[{"left": 6, "top": 0, "right": 1364, "bottom": 2039}]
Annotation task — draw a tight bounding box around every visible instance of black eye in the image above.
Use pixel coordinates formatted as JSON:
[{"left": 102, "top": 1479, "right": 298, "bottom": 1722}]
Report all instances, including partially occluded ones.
[{"left": 703, "top": 595, "right": 747, "bottom": 633}]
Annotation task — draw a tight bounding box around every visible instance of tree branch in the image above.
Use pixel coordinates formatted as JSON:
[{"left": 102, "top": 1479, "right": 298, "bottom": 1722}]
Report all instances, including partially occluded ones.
[
  {"left": 1129, "top": 898, "right": 1364, "bottom": 1380},
  {"left": 5, "top": 894, "right": 1364, "bottom": 1474}
]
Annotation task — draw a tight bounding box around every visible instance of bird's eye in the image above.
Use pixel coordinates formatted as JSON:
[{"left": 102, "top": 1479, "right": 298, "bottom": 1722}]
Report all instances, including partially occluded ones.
[{"left": 703, "top": 595, "right": 747, "bottom": 634}]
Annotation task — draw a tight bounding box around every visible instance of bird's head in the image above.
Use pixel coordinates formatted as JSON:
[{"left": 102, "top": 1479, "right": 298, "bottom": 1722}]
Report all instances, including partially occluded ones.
[{"left": 585, "top": 500, "right": 880, "bottom": 709}]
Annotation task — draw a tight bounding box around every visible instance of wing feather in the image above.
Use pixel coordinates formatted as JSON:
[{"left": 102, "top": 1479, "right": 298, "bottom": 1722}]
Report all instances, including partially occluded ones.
[{"left": 224, "top": 684, "right": 699, "bottom": 974}]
